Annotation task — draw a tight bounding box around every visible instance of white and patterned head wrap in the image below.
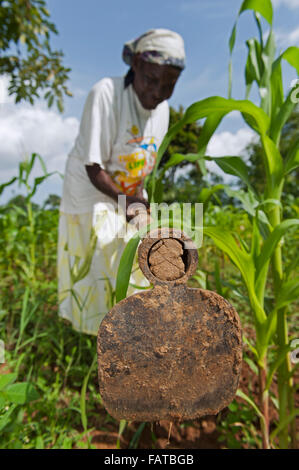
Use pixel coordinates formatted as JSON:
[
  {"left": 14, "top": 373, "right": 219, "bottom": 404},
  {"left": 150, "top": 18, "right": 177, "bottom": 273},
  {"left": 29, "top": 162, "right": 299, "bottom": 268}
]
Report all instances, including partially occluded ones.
[{"left": 122, "top": 28, "right": 186, "bottom": 70}]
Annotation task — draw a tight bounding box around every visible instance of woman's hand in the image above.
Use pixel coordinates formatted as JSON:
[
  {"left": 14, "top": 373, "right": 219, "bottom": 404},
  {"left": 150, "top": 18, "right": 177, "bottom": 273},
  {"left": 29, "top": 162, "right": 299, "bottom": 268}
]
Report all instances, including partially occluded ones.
[{"left": 85, "top": 164, "right": 150, "bottom": 223}]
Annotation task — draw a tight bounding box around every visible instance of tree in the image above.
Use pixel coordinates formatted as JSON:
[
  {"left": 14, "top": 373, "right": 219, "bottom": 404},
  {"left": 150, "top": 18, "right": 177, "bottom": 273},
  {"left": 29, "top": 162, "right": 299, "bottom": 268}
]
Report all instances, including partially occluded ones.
[{"left": 0, "top": 0, "right": 72, "bottom": 111}]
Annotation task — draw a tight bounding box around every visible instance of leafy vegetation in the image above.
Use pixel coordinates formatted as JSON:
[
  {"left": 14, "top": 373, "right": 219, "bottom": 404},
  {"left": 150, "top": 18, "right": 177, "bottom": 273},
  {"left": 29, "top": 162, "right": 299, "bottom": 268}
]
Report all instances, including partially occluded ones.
[
  {"left": 117, "top": 0, "right": 299, "bottom": 449},
  {"left": 0, "top": 0, "right": 298, "bottom": 451},
  {"left": 0, "top": 0, "right": 72, "bottom": 111}
]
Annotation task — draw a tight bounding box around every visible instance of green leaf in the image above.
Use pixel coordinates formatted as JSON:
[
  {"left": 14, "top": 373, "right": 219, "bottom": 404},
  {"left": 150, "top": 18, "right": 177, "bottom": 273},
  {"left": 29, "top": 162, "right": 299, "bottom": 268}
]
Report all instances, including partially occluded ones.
[
  {"left": 256, "top": 219, "right": 299, "bottom": 280},
  {"left": 0, "top": 374, "right": 17, "bottom": 392},
  {"left": 0, "top": 177, "right": 17, "bottom": 196},
  {"left": 275, "top": 278, "right": 299, "bottom": 310},
  {"left": 259, "top": 29, "right": 276, "bottom": 115},
  {"left": 115, "top": 234, "right": 141, "bottom": 303},
  {"left": 150, "top": 96, "right": 270, "bottom": 201},
  {"left": 245, "top": 37, "right": 262, "bottom": 87},
  {"left": 3, "top": 382, "right": 39, "bottom": 405},
  {"left": 239, "top": 0, "right": 273, "bottom": 25},
  {"left": 0, "top": 405, "right": 17, "bottom": 432},
  {"left": 197, "top": 111, "right": 225, "bottom": 154},
  {"left": 269, "top": 47, "right": 299, "bottom": 143},
  {"left": 270, "top": 409, "right": 299, "bottom": 441},
  {"left": 117, "top": 420, "right": 127, "bottom": 449},
  {"left": 265, "top": 344, "right": 293, "bottom": 391},
  {"left": 284, "top": 139, "right": 299, "bottom": 175},
  {"left": 80, "top": 353, "right": 97, "bottom": 434},
  {"left": 223, "top": 186, "right": 260, "bottom": 216},
  {"left": 209, "top": 156, "right": 253, "bottom": 190},
  {"left": 229, "top": 0, "right": 272, "bottom": 99},
  {"left": 260, "top": 134, "right": 284, "bottom": 191},
  {"left": 204, "top": 226, "right": 266, "bottom": 326},
  {"left": 229, "top": 22, "right": 237, "bottom": 55},
  {"left": 236, "top": 389, "right": 265, "bottom": 421}
]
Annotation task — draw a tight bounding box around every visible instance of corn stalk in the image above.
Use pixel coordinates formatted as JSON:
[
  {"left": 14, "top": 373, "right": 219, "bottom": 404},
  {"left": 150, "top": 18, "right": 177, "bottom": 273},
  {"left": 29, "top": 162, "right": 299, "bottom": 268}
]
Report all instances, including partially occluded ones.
[{"left": 116, "top": 0, "right": 299, "bottom": 449}]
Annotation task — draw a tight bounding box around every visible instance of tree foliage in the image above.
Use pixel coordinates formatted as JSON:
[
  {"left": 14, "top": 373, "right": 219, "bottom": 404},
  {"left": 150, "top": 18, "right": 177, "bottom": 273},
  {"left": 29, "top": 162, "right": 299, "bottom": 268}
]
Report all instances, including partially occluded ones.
[{"left": 0, "top": 0, "right": 72, "bottom": 111}]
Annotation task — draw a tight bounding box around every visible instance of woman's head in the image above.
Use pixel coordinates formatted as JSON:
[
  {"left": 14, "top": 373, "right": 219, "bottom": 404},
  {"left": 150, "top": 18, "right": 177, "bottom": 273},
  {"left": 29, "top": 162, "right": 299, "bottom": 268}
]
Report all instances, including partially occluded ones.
[{"left": 123, "top": 29, "right": 185, "bottom": 110}]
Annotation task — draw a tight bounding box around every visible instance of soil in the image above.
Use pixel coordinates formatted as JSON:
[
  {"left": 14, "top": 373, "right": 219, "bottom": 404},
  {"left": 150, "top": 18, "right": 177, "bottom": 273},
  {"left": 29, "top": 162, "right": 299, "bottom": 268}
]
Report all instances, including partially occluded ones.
[{"left": 149, "top": 238, "right": 185, "bottom": 281}]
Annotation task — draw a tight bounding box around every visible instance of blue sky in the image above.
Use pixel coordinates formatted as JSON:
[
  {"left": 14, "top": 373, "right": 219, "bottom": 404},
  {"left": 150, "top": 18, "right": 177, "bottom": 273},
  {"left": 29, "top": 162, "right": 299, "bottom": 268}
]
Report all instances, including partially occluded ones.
[
  {"left": 47, "top": 0, "right": 298, "bottom": 120},
  {"left": 0, "top": 0, "right": 298, "bottom": 203}
]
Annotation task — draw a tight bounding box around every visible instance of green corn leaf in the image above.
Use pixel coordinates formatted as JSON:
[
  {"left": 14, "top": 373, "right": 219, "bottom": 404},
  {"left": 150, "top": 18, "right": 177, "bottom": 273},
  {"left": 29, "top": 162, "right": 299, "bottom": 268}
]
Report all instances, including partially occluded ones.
[
  {"left": 210, "top": 156, "right": 254, "bottom": 190},
  {"left": 197, "top": 111, "right": 225, "bottom": 154},
  {"left": 115, "top": 234, "right": 141, "bottom": 303},
  {"left": 229, "top": 0, "right": 273, "bottom": 97},
  {"left": 245, "top": 37, "right": 262, "bottom": 87},
  {"left": 256, "top": 219, "right": 299, "bottom": 279},
  {"left": 150, "top": 96, "right": 270, "bottom": 202},
  {"left": 3, "top": 382, "right": 39, "bottom": 405},
  {"left": 260, "top": 32, "right": 276, "bottom": 115},
  {"left": 254, "top": 12, "right": 263, "bottom": 48},
  {"left": 270, "top": 89, "right": 297, "bottom": 146},
  {"left": 28, "top": 172, "right": 57, "bottom": 199},
  {"left": 204, "top": 226, "right": 266, "bottom": 326},
  {"left": 263, "top": 307, "right": 278, "bottom": 347},
  {"left": 251, "top": 217, "right": 261, "bottom": 266},
  {"left": 269, "top": 46, "right": 299, "bottom": 143},
  {"left": 239, "top": 0, "right": 273, "bottom": 25},
  {"left": 270, "top": 409, "right": 299, "bottom": 441},
  {"left": 223, "top": 186, "right": 260, "bottom": 216},
  {"left": 229, "top": 22, "right": 237, "bottom": 55},
  {"left": 163, "top": 153, "right": 254, "bottom": 195},
  {"left": 275, "top": 277, "right": 299, "bottom": 311},
  {"left": 28, "top": 153, "right": 47, "bottom": 176},
  {"left": 270, "top": 59, "right": 284, "bottom": 124},
  {"left": 282, "top": 46, "right": 299, "bottom": 74},
  {"left": 265, "top": 344, "right": 293, "bottom": 391},
  {"left": 198, "top": 185, "right": 225, "bottom": 205},
  {"left": 284, "top": 139, "right": 299, "bottom": 176},
  {"left": 0, "top": 177, "right": 17, "bottom": 196},
  {"left": 260, "top": 134, "right": 284, "bottom": 191}
]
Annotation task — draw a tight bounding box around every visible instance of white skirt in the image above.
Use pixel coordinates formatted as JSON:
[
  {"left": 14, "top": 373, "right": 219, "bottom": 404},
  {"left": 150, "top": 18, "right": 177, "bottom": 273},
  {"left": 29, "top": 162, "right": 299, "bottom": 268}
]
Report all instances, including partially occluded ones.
[{"left": 57, "top": 204, "right": 149, "bottom": 336}]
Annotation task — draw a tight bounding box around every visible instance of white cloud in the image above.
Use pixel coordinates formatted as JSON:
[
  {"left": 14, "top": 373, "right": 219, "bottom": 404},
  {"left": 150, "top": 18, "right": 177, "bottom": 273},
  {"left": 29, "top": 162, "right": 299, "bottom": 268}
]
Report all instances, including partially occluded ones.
[
  {"left": 206, "top": 127, "right": 256, "bottom": 180},
  {"left": 174, "top": 128, "right": 256, "bottom": 183},
  {"left": 0, "top": 77, "right": 79, "bottom": 203},
  {"left": 275, "top": 27, "right": 299, "bottom": 47},
  {"left": 207, "top": 128, "right": 256, "bottom": 157},
  {"left": 273, "top": 0, "right": 299, "bottom": 9}
]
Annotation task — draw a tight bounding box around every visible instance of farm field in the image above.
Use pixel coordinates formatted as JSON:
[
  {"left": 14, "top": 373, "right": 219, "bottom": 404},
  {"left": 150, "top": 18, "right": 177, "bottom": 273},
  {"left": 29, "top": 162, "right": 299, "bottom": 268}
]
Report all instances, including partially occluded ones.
[{"left": 1, "top": 0, "right": 299, "bottom": 450}]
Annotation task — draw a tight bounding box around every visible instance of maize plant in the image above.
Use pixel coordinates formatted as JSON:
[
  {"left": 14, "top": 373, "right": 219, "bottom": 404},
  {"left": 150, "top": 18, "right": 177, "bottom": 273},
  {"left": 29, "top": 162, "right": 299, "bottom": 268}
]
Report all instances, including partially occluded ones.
[{"left": 116, "top": 0, "right": 299, "bottom": 449}]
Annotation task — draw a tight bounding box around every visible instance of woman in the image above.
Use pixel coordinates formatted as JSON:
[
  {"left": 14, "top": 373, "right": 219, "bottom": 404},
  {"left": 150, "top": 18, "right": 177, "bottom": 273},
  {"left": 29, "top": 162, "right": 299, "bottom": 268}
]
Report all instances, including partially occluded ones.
[{"left": 57, "top": 28, "right": 186, "bottom": 335}]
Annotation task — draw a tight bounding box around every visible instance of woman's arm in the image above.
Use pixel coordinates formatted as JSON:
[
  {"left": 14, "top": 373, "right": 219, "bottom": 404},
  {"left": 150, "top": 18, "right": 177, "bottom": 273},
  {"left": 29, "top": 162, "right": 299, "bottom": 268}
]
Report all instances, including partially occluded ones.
[
  {"left": 85, "top": 163, "right": 122, "bottom": 203},
  {"left": 85, "top": 163, "right": 149, "bottom": 221}
]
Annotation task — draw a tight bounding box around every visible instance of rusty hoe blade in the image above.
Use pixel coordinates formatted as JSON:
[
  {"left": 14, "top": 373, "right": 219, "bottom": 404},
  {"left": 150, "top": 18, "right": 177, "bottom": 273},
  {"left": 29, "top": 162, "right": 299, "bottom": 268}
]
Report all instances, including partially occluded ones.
[{"left": 97, "top": 228, "right": 242, "bottom": 422}]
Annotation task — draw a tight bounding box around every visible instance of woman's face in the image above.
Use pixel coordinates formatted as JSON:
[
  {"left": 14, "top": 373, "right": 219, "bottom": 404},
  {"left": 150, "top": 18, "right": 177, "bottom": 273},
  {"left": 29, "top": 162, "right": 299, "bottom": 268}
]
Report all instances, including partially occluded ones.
[{"left": 132, "top": 54, "right": 182, "bottom": 110}]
